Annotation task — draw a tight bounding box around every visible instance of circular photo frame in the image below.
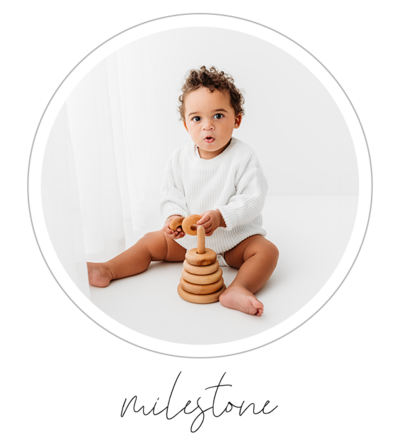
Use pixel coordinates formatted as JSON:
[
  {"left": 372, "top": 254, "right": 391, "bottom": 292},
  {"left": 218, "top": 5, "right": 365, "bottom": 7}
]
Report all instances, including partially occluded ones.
[{"left": 28, "top": 14, "right": 371, "bottom": 358}]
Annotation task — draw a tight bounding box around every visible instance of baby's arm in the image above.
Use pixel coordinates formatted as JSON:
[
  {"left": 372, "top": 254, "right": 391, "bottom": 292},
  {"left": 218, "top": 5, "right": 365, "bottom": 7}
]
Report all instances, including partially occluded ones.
[
  {"left": 159, "top": 153, "right": 189, "bottom": 238},
  {"left": 215, "top": 151, "right": 268, "bottom": 231}
]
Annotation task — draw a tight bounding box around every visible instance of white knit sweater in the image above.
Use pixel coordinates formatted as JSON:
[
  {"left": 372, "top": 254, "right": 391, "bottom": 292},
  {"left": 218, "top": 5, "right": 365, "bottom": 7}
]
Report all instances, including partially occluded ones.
[{"left": 159, "top": 137, "right": 268, "bottom": 254}]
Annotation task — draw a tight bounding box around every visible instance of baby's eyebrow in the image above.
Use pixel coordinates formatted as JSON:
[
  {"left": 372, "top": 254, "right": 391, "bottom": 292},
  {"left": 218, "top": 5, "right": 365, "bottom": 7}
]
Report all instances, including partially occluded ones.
[{"left": 187, "top": 108, "right": 228, "bottom": 117}]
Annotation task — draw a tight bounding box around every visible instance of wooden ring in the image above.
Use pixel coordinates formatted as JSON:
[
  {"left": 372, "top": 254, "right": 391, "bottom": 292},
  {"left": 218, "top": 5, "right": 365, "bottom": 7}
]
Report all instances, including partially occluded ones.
[
  {"left": 169, "top": 216, "right": 185, "bottom": 231},
  {"left": 183, "top": 259, "right": 219, "bottom": 275},
  {"left": 182, "top": 267, "right": 222, "bottom": 285},
  {"left": 182, "top": 214, "right": 202, "bottom": 236},
  {"left": 185, "top": 248, "right": 216, "bottom": 266},
  {"left": 180, "top": 277, "right": 224, "bottom": 295},
  {"left": 178, "top": 284, "right": 226, "bottom": 304}
]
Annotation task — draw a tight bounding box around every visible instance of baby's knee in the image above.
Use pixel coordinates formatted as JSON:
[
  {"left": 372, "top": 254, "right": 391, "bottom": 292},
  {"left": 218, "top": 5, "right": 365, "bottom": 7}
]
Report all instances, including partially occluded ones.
[
  {"left": 141, "top": 230, "right": 168, "bottom": 261},
  {"left": 248, "top": 238, "right": 279, "bottom": 266},
  {"left": 262, "top": 242, "right": 279, "bottom": 271},
  {"left": 267, "top": 242, "right": 279, "bottom": 265},
  {"left": 142, "top": 230, "right": 163, "bottom": 242}
]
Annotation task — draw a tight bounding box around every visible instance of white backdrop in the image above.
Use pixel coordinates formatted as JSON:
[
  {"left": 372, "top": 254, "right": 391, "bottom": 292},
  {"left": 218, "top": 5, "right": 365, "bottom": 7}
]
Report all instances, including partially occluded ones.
[{"left": 42, "top": 26, "right": 359, "bottom": 297}]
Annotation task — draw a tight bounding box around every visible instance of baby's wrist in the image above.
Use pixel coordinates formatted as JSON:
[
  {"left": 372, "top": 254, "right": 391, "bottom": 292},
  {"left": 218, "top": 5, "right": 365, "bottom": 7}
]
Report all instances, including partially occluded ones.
[
  {"left": 166, "top": 214, "right": 180, "bottom": 222},
  {"left": 216, "top": 209, "right": 226, "bottom": 228}
]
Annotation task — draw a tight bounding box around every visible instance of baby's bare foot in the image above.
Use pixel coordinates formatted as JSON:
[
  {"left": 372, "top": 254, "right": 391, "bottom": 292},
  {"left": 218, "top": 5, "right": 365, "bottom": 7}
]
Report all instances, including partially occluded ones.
[
  {"left": 87, "top": 263, "right": 113, "bottom": 287},
  {"left": 219, "top": 285, "right": 264, "bottom": 316}
]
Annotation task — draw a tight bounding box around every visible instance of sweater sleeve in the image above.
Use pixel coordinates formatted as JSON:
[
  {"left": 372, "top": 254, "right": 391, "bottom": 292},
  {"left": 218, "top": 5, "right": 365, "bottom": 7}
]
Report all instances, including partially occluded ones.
[
  {"left": 159, "top": 153, "right": 189, "bottom": 221},
  {"left": 216, "top": 151, "right": 268, "bottom": 231}
]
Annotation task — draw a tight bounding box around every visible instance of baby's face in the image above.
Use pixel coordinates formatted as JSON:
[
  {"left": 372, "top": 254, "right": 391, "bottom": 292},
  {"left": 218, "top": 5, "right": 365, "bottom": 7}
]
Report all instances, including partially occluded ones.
[{"left": 183, "top": 87, "right": 242, "bottom": 159}]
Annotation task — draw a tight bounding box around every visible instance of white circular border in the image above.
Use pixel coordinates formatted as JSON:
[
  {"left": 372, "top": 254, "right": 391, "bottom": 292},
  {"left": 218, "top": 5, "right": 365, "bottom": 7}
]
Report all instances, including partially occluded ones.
[{"left": 28, "top": 14, "right": 372, "bottom": 358}]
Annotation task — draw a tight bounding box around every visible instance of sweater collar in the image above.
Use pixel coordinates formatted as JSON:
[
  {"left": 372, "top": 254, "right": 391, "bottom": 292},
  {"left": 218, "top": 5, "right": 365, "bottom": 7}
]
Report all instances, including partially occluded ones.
[{"left": 194, "top": 137, "right": 237, "bottom": 163}]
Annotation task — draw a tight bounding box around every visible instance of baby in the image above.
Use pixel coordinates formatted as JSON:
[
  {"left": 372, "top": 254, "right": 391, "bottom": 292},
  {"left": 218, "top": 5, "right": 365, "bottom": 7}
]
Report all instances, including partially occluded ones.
[{"left": 88, "top": 66, "right": 279, "bottom": 316}]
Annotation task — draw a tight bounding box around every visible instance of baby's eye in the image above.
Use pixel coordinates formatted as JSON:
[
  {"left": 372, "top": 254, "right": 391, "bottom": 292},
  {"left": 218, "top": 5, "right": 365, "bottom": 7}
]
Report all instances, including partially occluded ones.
[
  {"left": 192, "top": 116, "right": 201, "bottom": 122},
  {"left": 214, "top": 113, "right": 224, "bottom": 120}
]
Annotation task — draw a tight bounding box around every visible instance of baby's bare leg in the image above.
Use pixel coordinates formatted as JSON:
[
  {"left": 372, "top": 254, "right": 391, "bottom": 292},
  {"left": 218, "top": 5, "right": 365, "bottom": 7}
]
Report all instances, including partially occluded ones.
[
  {"left": 87, "top": 230, "right": 186, "bottom": 287},
  {"left": 220, "top": 235, "right": 279, "bottom": 316}
]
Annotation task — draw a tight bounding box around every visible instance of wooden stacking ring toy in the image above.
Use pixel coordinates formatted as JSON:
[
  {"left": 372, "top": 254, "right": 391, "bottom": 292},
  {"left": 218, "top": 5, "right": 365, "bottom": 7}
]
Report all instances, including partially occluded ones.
[
  {"left": 181, "top": 214, "right": 202, "bottom": 236},
  {"left": 169, "top": 216, "right": 185, "bottom": 231},
  {"left": 179, "top": 277, "right": 224, "bottom": 295},
  {"left": 183, "top": 259, "right": 219, "bottom": 275},
  {"left": 185, "top": 248, "right": 217, "bottom": 266},
  {"left": 178, "top": 284, "right": 226, "bottom": 304},
  {"left": 169, "top": 214, "right": 225, "bottom": 305},
  {"left": 182, "top": 267, "right": 222, "bottom": 285}
]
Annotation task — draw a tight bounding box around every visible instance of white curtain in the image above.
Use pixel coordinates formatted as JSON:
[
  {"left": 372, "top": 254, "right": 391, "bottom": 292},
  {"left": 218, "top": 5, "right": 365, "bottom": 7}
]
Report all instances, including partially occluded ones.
[{"left": 42, "top": 52, "right": 172, "bottom": 297}]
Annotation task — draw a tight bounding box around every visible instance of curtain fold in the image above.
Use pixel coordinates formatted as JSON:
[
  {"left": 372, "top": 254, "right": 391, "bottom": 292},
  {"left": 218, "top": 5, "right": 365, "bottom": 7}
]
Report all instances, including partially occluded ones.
[{"left": 42, "top": 54, "right": 163, "bottom": 297}]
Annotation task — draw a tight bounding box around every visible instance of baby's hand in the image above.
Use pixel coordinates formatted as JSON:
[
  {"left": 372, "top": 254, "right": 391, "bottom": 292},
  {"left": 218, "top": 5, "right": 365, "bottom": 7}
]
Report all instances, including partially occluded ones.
[
  {"left": 197, "top": 210, "right": 225, "bottom": 236},
  {"left": 163, "top": 216, "right": 186, "bottom": 240}
]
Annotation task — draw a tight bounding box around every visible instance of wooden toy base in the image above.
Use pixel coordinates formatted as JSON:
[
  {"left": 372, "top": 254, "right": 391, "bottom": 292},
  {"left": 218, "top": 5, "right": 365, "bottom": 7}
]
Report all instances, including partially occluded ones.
[{"left": 178, "top": 284, "right": 226, "bottom": 304}]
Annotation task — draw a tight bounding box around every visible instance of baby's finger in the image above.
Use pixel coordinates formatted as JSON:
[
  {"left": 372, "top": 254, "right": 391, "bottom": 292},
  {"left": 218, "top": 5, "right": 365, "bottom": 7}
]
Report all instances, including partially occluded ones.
[
  {"left": 201, "top": 220, "right": 212, "bottom": 229},
  {"left": 197, "top": 214, "right": 209, "bottom": 225},
  {"left": 196, "top": 213, "right": 203, "bottom": 223}
]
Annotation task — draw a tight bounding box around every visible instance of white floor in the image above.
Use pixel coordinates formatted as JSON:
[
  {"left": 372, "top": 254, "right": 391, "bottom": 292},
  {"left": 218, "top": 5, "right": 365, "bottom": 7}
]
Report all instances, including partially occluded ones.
[{"left": 89, "top": 195, "right": 358, "bottom": 345}]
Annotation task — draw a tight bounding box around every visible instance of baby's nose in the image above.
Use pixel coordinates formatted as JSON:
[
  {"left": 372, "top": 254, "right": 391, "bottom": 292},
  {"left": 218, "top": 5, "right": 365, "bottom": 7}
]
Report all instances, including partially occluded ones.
[{"left": 202, "top": 120, "right": 214, "bottom": 130}]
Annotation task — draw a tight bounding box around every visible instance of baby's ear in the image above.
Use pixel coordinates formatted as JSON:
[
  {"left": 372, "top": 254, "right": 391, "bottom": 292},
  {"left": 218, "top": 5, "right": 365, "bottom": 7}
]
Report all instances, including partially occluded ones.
[
  {"left": 183, "top": 120, "right": 189, "bottom": 132},
  {"left": 234, "top": 114, "right": 243, "bottom": 129}
]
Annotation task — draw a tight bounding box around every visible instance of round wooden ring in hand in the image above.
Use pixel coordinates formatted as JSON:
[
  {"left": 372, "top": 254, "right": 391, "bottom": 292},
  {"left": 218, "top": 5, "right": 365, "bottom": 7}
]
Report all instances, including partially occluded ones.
[
  {"left": 178, "top": 284, "right": 226, "bottom": 304},
  {"left": 185, "top": 247, "right": 216, "bottom": 266},
  {"left": 183, "top": 259, "right": 219, "bottom": 275},
  {"left": 182, "top": 267, "right": 222, "bottom": 285},
  {"left": 169, "top": 216, "right": 185, "bottom": 231},
  {"left": 180, "top": 277, "right": 224, "bottom": 295},
  {"left": 182, "top": 214, "right": 202, "bottom": 236}
]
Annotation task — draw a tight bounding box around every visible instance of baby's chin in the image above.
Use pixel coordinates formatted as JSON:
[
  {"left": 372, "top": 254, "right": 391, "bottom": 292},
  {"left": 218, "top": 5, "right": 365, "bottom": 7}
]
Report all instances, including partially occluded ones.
[{"left": 198, "top": 138, "right": 230, "bottom": 150}]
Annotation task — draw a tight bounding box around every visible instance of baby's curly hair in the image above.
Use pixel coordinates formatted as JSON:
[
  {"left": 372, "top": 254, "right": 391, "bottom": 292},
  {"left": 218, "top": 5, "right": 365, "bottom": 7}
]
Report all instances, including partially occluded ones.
[{"left": 178, "top": 66, "right": 245, "bottom": 121}]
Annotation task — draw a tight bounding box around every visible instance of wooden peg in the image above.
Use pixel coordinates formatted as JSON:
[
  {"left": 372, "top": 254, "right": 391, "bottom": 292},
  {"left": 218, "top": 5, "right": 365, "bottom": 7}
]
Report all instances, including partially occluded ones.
[{"left": 197, "top": 225, "right": 205, "bottom": 254}]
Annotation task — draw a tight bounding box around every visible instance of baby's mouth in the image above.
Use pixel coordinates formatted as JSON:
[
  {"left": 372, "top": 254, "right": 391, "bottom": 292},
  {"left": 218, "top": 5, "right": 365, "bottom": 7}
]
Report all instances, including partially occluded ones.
[{"left": 204, "top": 136, "right": 215, "bottom": 144}]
